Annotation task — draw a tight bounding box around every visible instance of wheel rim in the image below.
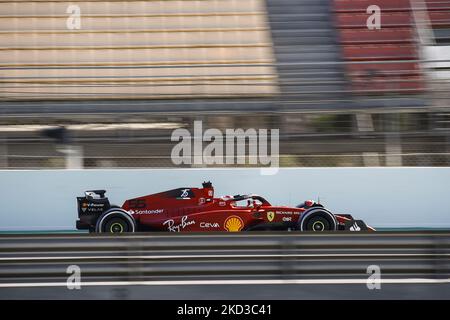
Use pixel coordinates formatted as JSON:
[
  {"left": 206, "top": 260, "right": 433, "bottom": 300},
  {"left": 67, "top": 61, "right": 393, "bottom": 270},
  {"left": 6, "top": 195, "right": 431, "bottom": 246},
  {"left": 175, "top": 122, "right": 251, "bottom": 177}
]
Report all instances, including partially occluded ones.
[
  {"left": 312, "top": 220, "right": 325, "bottom": 232},
  {"left": 110, "top": 222, "right": 124, "bottom": 233}
]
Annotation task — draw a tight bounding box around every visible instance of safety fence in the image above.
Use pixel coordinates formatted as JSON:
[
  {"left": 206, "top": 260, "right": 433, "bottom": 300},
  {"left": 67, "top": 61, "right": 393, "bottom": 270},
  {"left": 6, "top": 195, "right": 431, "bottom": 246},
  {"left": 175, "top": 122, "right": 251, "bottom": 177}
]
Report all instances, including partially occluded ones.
[{"left": 0, "top": 232, "right": 449, "bottom": 283}]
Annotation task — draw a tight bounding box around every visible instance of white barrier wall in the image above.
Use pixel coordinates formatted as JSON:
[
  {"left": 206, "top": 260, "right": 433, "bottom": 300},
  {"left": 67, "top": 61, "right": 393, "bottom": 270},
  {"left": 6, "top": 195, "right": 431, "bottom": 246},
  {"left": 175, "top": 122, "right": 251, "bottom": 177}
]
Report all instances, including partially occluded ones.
[{"left": 0, "top": 168, "right": 449, "bottom": 230}]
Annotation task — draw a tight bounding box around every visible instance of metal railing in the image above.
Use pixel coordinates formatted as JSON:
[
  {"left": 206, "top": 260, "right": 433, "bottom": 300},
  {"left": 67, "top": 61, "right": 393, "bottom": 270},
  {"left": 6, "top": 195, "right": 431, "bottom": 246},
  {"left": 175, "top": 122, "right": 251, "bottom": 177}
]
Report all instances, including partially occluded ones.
[{"left": 0, "top": 232, "right": 449, "bottom": 283}]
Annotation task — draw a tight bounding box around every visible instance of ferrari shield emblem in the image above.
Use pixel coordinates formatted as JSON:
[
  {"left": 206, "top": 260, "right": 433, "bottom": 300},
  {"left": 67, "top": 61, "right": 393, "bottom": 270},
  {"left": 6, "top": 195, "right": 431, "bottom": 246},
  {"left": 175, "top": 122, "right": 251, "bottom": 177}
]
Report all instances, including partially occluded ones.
[{"left": 267, "top": 211, "right": 275, "bottom": 222}]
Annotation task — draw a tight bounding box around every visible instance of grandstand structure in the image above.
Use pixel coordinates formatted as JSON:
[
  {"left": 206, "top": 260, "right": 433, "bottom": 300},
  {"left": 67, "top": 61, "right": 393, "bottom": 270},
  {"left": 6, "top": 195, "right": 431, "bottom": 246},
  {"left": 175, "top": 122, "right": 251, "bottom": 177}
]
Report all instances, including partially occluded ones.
[
  {"left": 335, "top": 0, "right": 424, "bottom": 94},
  {"left": 0, "top": 0, "right": 449, "bottom": 168},
  {"left": 0, "top": 0, "right": 278, "bottom": 100}
]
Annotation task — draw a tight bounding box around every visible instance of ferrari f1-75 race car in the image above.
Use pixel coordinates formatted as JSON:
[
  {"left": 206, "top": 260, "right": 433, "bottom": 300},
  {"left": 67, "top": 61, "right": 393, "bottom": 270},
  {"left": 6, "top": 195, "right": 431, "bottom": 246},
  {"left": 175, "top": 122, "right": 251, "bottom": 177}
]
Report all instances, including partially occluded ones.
[{"left": 76, "top": 182, "right": 374, "bottom": 233}]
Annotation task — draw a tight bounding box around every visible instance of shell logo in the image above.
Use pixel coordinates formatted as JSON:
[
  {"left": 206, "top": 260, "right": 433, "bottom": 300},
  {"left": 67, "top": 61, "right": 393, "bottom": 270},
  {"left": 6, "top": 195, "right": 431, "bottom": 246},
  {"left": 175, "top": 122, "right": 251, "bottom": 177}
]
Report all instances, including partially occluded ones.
[{"left": 224, "top": 215, "right": 244, "bottom": 232}]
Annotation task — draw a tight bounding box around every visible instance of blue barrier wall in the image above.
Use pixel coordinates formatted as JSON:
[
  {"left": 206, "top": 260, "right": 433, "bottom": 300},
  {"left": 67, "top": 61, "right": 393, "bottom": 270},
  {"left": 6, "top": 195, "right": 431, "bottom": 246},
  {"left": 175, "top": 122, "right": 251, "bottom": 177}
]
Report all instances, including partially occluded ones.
[{"left": 0, "top": 168, "right": 449, "bottom": 230}]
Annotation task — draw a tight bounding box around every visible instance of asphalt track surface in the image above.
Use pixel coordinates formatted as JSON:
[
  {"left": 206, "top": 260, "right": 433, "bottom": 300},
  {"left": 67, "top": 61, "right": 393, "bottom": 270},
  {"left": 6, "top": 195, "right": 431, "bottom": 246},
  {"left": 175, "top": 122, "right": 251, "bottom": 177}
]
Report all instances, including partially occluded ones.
[
  {"left": 0, "top": 232, "right": 449, "bottom": 299},
  {"left": 1, "top": 281, "right": 450, "bottom": 300}
]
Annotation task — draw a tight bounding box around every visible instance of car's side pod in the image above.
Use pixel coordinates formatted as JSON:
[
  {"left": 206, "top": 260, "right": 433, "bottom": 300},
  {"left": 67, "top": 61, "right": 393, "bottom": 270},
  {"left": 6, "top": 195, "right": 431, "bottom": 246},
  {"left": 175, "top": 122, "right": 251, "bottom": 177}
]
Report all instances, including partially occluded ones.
[{"left": 94, "top": 208, "right": 136, "bottom": 233}]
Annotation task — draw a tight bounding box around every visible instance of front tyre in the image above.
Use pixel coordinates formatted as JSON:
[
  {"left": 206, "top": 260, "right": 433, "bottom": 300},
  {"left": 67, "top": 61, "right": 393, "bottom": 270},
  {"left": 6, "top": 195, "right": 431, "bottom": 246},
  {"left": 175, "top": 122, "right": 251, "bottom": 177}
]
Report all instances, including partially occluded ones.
[{"left": 298, "top": 208, "right": 337, "bottom": 232}]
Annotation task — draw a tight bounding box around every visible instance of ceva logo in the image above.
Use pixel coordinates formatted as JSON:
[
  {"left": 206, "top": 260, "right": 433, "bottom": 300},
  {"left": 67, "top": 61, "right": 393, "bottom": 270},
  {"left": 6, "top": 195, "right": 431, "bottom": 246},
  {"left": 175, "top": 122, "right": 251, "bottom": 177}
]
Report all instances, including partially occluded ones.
[{"left": 200, "top": 222, "right": 220, "bottom": 228}]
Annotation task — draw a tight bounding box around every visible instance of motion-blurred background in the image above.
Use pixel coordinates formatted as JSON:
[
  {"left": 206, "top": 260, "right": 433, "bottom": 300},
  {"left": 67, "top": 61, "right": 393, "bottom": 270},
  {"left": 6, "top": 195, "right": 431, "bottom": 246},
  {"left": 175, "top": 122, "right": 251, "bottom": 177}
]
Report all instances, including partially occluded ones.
[{"left": 0, "top": 0, "right": 449, "bottom": 169}]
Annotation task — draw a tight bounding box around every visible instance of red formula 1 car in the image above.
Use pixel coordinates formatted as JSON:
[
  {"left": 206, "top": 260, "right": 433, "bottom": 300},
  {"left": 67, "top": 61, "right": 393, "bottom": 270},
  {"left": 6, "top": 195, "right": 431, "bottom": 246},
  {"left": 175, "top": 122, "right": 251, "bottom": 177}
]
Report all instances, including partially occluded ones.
[{"left": 76, "top": 182, "right": 374, "bottom": 233}]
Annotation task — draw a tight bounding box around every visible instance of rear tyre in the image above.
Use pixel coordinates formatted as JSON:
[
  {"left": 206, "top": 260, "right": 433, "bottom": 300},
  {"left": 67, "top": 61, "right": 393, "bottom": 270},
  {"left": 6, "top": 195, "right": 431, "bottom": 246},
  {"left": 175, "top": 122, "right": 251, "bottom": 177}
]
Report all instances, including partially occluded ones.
[
  {"left": 103, "top": 217, "right": 130, "bottom": 233},
  {"left": 96, "top": 210, "right": 136, "bottom": 233},
  {"left": 298, "top": 208, "right": 337, "bottom": 232}
]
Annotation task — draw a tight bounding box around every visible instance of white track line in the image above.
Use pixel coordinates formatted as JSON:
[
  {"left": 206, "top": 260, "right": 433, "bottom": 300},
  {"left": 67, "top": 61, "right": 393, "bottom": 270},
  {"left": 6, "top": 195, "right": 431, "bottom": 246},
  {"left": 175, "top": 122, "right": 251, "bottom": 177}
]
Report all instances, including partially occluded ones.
[
  {"left": 1, "top": 253, "right": 449, "bottom": 261},
  {"left": 3, "top": 233, "right": 447, "bottom": 241},
  {"left": 3, "top": 234, "right": 329, "bottom": 239},
  {"left": 0, "top": 278, "right": 450, "bottom": 288}
]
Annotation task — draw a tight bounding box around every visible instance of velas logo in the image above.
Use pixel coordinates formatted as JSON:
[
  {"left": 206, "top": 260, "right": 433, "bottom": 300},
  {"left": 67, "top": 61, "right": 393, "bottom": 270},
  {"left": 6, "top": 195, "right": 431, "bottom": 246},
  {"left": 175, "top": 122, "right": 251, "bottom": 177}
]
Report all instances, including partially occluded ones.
[{"left": 224, "top": 215, "right": 244, "bottom": 232}]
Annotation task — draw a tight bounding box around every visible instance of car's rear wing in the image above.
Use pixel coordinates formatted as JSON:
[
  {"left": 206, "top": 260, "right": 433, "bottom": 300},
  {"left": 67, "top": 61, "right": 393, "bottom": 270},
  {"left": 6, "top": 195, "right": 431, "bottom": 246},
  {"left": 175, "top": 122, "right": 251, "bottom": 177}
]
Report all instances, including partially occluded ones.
[{"left": 76, "top": 190, "right": 111, "bottom": 230}]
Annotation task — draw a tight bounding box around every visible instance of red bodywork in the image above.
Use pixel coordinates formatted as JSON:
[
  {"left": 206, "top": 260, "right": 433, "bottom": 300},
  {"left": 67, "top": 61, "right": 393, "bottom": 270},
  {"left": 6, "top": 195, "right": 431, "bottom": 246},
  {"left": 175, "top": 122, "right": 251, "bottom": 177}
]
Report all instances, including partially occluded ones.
[{"left": 120, "top": 183, "right": 368, "bottom": 232}]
